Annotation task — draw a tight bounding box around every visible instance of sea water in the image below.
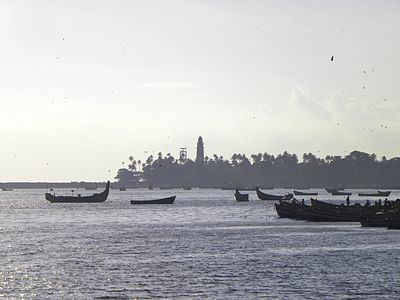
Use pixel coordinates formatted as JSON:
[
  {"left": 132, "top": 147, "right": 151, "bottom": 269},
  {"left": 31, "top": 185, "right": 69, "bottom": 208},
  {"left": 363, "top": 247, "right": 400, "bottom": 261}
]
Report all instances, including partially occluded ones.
[{"left": 0, "top": 188, "right": 399, "bottom": 299}]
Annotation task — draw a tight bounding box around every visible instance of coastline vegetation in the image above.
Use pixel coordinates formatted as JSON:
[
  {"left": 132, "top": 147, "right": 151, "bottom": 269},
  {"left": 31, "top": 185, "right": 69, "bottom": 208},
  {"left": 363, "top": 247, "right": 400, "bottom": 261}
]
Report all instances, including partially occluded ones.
[{"left": 115, "top": 150, "right": 400, "bottom": 189}]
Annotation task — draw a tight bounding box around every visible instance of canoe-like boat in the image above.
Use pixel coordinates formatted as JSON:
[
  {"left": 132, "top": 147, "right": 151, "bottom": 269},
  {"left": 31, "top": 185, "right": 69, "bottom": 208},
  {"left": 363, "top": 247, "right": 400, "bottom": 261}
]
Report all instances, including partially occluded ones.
[
  {"left": 234, "top": 189, "right": 249, "bottom": 202},
  {"left": 119, "top": 186, "right": 127, "bottom": 191},
  {"left": 294, "top": 190, "right": 318, "bottom": 196},
  {"left": 296, "top": 205, "right": 363, "bottom": 222},
  {"left": 311, "top": 198, "right": 379, "bottom": 212},
  {"left": 2, "top": 188, "right": 13, "bottom": 191},
  {"left": 387, "top": 215, "right": 400, "bottom": 229},
  {"left": 275, "top": 202, "right": 298, "bottom": 218},
  {"left": 358, "top": 191, "right": 391, "bottom": 197},
  {"left": 45, "top": 181, "right": 110, "bottom": 203},
  {"left": 130, "top": 196, "right": 176, "bottom": 205},
  {"left": 309, "top": 199, "right": 383, "bottom": 221},
  {"left": 360, "top": 212, "right": 392, "bottom": 227},
  {"left": 256, "top": 187, "right": 293, "bottom": 201},
  {"left": 331, "top": 191, "right": 352, "bottom": 196},
  {"left": 325, "top": 187, "right": 345, "bottom": 193}
]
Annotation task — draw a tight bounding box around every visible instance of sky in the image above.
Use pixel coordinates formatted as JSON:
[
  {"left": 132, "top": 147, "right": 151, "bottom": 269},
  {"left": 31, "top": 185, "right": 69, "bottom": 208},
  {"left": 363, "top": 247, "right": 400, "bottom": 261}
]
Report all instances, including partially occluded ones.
[{"left": 0, "top": 0, "right": 400, "bottom": 181}]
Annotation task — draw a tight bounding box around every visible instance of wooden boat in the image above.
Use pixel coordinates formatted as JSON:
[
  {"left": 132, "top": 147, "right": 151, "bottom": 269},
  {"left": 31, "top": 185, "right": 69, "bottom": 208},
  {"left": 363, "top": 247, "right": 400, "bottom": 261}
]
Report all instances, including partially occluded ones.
[
  {"left": 309, "top": 199, "right": 383, "bottom": 221},
  {"left": 360, "top": 212, "right": 391, "bottom": 227},
  {"left": 130, "top": 196, "right": 175, "bottom": 205},
  {"left": 358, "top": 191, "right": 391, "bottom": 197},
  {"left": 295, "top": 204, "right": 363, "bottom": 222},
  {"left": 148, "top": 184, "right": 153, "bottom": 190},
  {"left": 119, "top": 186, "right": 127, "bottom": 191},
  {"left": 331, "top": 191, "right": 352, "bottom": 196},
  {"left": 294, "top": 190, "right": 318, "bottom": 196},
  {"left": 256, "top": 187, "right": 293, "bottom": 201},
  {"left": 275, "top": 201, "right": 298, "bottom": 218},
  {"left": 325, "top": 187, "right": 345, "bottom": 193},
  {"left": 387, "top": 215, "right": 400, "bottom": 229},
  {"left": 45, "top": 181, "right": 110, "bottom": 203},
  {"left": 182, "top": 186, "right": 192, "bottom": 190},
  {"left": 234, "top": 189, "right": 249, "bottom": 202},
  {"left": 311, "top": 198, "right": 378, "bottom": 212},
  {"left": 2, "top": 188, "right": 13, "bottom": 191}
]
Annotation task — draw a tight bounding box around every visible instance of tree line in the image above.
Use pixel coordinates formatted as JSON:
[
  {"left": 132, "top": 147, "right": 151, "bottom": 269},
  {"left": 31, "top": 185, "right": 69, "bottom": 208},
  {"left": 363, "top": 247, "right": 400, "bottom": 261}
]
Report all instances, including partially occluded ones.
[{"left": 115, "top": 150, "right": 400, "bottom": 189}]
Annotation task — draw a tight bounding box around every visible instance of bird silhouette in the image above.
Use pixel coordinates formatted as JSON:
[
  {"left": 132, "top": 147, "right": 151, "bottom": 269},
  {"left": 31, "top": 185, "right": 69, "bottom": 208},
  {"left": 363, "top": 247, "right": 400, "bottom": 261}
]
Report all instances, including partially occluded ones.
[{"left": 330, "top": 56, "right": 334, "bottom": 61}]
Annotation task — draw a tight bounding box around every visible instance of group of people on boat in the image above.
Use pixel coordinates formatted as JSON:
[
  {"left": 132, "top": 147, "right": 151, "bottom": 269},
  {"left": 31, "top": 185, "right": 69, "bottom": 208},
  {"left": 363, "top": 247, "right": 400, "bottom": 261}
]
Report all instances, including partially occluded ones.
[{"left": 287, "top": 195, "right": 400, "bottom": 211}]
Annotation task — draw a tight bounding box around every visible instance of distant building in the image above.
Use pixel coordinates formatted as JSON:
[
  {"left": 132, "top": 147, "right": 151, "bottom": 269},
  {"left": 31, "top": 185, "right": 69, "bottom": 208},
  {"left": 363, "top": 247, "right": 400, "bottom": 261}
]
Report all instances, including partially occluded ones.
[
  {"left": 196, "top": 136, "right": 204, "bottom": 164},
  {"left": 179, "top": 147, "right": 188, "bottom": 163}
]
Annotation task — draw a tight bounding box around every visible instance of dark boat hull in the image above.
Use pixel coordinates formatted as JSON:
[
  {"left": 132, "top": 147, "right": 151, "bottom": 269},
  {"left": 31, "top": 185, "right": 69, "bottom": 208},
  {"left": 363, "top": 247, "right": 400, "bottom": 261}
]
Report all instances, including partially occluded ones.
[
  {"left": 358, "top": 191, "right": 391, "bottom": 197},
  {"left": 331, "top": 191, "right": 352, "bottom": 196},
  {"left": 325, "top": 188, "right": 345, "bottom": 193},
  {"left": 45, "top": 182, "right": 110, "bottom": 203},
  {"left": 387, "top": 215, "right": 400, "bottom": 229},
  {"left": 275, "top": 202, "right": 297, "bottom": 218},
  {"left": 360, "top": 213, "right": 390, "bottom": 227},
  {"left": 256, "top": 188, "right": 293, "bottom": 201},
  {"left": 297, "top": 205, "right": 363, "bottom": 222},
  {"left": 294, "top": 190, "right": 318, "bottom": 196},
  {"left": 309, "top": 199, "right": 383, "bottom": 222},
  {"left": 234, "top": 190, "right": 249, "bottom": 202},
  {"left": 130, "top": 196, "right": 176, "bottom": 205}
]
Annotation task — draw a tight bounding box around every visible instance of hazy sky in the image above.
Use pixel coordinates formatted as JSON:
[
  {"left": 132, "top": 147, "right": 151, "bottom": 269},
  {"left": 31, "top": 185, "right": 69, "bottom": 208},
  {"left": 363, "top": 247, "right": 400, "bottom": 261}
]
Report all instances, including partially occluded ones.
[{"left": 1, "top": 0, "right": 400, "bottom": 181}]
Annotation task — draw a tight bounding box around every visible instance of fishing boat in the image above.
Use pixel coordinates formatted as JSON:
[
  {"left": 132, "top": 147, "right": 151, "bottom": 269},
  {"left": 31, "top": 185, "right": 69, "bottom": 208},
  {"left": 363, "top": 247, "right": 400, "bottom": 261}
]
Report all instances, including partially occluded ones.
[
  {"left": 256, "top": 187, "right": 293, "bottom": 201},
  {"left": 275, "top": 201, "right": 298, "bottom": 218},
  {"left": 130, "top": 196, "right": 176, "bottom": 205},
  {"left": 360, "top": 212, "right": 392, "bottom": 227},
  {"left": 296, "top": 204, "right": 363, "bottom": 222},
  {"left": 234, "top": 189, "right": 249, "bottom": 202},
  {"left": 331, "top": 191, "right": 352, "bottom": 196},
  {"left": 358, "top": 191, "right": 391, "bottom": 197},
  {"left": 293, "top": 190, "right": 318, "bottom": 196},
  {"left": 308, "top": 199, "right": 382, "bottom": 221},
  {"left": 182, "top": 186, "right": 192, "bottom": 190},
  {"left": 387, "top": 215, "right": 400, "bottom": 229},
  {"left": 311, "top": 198, "right": 377, "bottom": 211},
  {"left": 1, "top": 188, "right": 13, "bottom": 191},
  {"left": 119, "top": 186, "right": 127, "bottom": 191},
  {"left": 325, "top": 187, "right": 345, "bottom": 193},
  {"left": 45, "top": 181, "right": 110, "bottom": 203}
]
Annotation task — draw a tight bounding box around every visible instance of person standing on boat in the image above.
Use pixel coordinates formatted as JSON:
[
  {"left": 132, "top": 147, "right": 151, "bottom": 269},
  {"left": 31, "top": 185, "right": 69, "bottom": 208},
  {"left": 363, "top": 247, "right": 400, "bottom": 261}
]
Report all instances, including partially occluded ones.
[{"left": 346, "top": 196, "right": 350, "bottom": 206}]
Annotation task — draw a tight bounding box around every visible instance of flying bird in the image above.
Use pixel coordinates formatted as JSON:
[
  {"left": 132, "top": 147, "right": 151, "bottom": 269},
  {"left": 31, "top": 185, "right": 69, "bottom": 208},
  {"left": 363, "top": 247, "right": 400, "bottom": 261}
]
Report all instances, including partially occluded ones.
[{"left": 330, "top": 56, "right": 334, "bottom": 61}]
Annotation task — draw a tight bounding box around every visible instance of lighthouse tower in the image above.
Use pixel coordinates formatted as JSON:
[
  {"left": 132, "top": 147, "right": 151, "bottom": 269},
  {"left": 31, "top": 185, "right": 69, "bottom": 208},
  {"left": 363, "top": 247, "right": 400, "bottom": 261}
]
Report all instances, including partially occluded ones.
[{"left": 196, "top": 136, "right": 204, "bottom": 164}]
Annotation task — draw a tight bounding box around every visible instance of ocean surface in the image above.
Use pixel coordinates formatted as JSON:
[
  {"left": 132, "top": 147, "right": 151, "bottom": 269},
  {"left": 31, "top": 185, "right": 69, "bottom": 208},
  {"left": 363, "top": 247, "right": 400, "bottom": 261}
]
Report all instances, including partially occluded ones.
[{"left": 0, "top": 188, "right": 400, "bottom": 299}]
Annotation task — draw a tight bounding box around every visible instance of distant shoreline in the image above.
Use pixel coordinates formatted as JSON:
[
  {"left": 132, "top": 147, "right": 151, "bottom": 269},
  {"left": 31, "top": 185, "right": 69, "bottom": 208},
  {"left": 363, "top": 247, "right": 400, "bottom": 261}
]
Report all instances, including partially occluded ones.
[
  {"left": 0, "top": 182, "right": 112, "bottom": 189},
  {"left": 0, "top": 182, "right": 399, "bottom": 190}
]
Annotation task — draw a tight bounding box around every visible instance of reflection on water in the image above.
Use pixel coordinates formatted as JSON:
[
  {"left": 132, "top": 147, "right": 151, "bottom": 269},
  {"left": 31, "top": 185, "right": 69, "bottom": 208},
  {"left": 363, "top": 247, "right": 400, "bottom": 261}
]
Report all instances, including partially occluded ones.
[{"left": 0, "top": 188, "right": 399, "bottom": 299}]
